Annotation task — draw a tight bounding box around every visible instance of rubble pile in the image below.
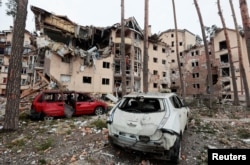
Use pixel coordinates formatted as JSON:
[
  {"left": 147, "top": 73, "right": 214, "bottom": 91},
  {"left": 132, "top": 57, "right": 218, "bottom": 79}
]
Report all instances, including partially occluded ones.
[{"left": 0, "top": 103, "right": 249, "bottom": 164}]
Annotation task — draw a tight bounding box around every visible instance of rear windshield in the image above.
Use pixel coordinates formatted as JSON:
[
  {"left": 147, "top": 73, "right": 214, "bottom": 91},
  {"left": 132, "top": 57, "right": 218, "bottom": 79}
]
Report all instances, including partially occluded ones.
[{"left": 118, "top": 97, "right": 165, "bottom": 113}]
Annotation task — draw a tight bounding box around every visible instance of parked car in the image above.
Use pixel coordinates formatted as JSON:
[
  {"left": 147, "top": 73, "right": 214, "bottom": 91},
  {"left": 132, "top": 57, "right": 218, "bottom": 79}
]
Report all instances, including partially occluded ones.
[
  {"left": 107, "top": 92, "right": 190, "bottom": 163},
  {"left": 30, "top": 90, "right": 108, "bottom": 119}
]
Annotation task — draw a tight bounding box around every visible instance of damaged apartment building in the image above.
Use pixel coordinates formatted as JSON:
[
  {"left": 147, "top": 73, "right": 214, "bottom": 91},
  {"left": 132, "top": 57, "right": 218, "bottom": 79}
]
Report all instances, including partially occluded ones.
[
  {"left": 2, "top": 6, "right": 249, "bottom": 102},
  {"left": 30, "top": 6, "right": 171, "bottom": 97},
  {"left": 159, "top": 28, "right": 250, "bottom": 102},
  {"left": 0, "top": 29, "right": 38, "bottom": 96}
]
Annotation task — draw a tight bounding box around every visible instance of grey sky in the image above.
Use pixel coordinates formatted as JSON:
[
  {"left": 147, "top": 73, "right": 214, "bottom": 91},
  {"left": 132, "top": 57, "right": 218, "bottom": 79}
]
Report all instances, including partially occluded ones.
[{"left": 0, "top": 0, "right": 246, "bottom": 36}]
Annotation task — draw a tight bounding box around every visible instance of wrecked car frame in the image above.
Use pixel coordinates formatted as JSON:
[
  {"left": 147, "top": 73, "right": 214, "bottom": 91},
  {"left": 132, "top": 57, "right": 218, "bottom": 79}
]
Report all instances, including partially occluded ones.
[{"left": 107, "top": 92, "right": 190, "bottom": 163}]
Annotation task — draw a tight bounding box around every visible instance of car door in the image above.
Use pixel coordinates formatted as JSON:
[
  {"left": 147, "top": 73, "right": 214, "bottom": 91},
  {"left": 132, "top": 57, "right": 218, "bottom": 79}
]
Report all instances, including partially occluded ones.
[
  {"left": 75, "top": 93, "right": 94, "bottom": 115},
  {"left": 42, "top": 92, "right": 65, "bottom": 117},
  {"left": 173, "top": 95, "right": 188, "bottom": 131}
]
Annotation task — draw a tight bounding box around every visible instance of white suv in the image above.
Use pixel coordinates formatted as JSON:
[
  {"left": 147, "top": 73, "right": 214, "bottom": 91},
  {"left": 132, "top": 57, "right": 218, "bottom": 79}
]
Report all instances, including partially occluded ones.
[{"left": 107, "top": 92, "right": 190, "bottom": 163}]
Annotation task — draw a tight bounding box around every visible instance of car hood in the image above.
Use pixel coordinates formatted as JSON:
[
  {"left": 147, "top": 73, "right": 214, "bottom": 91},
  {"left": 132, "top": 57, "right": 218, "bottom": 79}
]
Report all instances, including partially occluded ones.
[{"left": 112, "top": 109, "right": 166, "bottom": 136}]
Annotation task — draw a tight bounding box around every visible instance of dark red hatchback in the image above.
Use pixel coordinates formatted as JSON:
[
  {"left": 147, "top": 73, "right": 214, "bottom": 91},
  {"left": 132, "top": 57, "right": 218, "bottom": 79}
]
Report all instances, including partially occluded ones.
[{"left": 30, "top": 90, "right": 108, "bottom": 119}]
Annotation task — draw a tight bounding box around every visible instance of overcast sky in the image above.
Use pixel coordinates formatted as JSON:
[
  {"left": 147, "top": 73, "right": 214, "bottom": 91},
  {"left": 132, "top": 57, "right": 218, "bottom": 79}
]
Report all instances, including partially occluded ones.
[{"left": 0, "top": 0, "right": 247, "bottom": 36}]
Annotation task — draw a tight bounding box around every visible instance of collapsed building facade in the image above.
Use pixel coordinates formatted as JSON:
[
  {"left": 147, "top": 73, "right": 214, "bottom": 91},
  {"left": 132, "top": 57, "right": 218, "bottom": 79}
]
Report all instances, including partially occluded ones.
[
  {"left": 0, "top": 6, "right": 249, "bottom": 103},
  {"left": 30, "top": 6, "right": 171, "bottom": 97}
]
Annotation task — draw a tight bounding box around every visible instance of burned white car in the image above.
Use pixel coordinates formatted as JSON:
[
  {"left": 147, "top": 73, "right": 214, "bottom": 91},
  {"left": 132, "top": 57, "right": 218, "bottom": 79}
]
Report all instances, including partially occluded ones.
[{"left": 107, "top": 92, "right": 190, "bottom": 163}]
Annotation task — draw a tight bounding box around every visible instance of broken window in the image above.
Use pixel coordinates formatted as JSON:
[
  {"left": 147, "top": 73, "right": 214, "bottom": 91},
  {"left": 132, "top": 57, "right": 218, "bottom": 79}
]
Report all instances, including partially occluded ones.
[
  {"left": 153, "top": 45, "right": 157, "bottom": 51},
  {"left": 191, "top": 61, "right": 199, "bottom": 67},
  {"left": 222, "top": 67, "right": 230, "bottom": 77},
  {"left": 21, "top": 79, "right": 26, "bottom": 85},
  {"left": 220, "top": 54, "right": 229, "bottom": 63},
  {"left": 172, "top": 81, "right": 176, "bottom": 85},
  {"left": 179, "top": 52, "right": 183, "bottom": 56},
  {"left": 23, "top": 47, "right": 31, "bottom": 55},
  {"left": 162, "top": 48, "right": 166, "bottom": 53},
  {"left": 21, "top": 68, "right": 27, "bottom": 74},
  {"left": 3, "top": 77, "right": 7, "bottom": 84},
  {"left": 153, "top": 57, "right": 158, "bottom": 63},
  {"left": 83, "top": 76, "right": 92, "bottom": 84},
  {"left": 179, "top": 42, "right": 183, "bottom": 46},
  {"left": 219, "top": 40, "right": 227, "bottom": 50},
  {"left": 171, "top": 59, "right": 175, "bottom": 63},
  {"left": 171, "top": 41, "right": 174, "bottom": 47},
  {"left": 162, "top": 59, "right": 166, "bottom": 64},
  {"left": 191, "top": 52, "right": 194, "bottom": 56},
  {"left": 153, "top": 83, "right": 157, "bottom": 88},
  {"left": 161, "top": 84, "right": 168, "bottom": 89},
  {"left": 0, "top": 47, "right": 4, "bottom": 54},
  {"left": 192, "top": 73, "right": 199, "bottom": 78},
  {"left": 62, "top": 54, "right": 71, "bottom": 63},
  {"left": 171, "top": 50, "right": 175, "bottom": 53},
  {"left": 103, "top": 62, "right": 110, "bottom": 69},
  {"left": 180, "top": 62, "right": 183, "bottom": 66},
  {"left": 172, "top": 70, "right": 175, "bottom": 74},
  {"left": 171, "top": 34, "right": 174, "bottom": 38},
  {"left": 195, "top": 50, "right": 199, "bottom": 55},
  {"left": 102, "top": 78, "right": 110, "bottom": 85},
  {"left": 153, "top": 70, "right": 158, "bottom": 75},
  {"left": 212, "top": 74, "right": 218, "bottom": 85},
  {"left": 162, "top": 72, "right": 166, "bottom": 77},
  {"left": 222, "top": 94, "right": 231, "bottom": 99},
  {"left": 5, "top": 46, "right": 11, "bottom": 55},
  {"left": 114, "top": 61, "right": 121, "bottom": 74},
  {"left": 193, "top": 84, "right": 200, "bottom": 88}
]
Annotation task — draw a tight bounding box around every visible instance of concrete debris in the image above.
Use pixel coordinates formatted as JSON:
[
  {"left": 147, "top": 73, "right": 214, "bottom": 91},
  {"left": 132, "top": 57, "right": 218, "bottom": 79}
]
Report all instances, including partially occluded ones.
[{"left": 0, "top": 102, "right": 250, "bottom": 164}]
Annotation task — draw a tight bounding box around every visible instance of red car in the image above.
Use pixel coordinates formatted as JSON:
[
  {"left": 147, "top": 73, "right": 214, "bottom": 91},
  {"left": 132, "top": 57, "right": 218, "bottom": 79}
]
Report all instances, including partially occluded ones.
[{"left": 30, "top": 90, "right": 108, "bottom": 119}]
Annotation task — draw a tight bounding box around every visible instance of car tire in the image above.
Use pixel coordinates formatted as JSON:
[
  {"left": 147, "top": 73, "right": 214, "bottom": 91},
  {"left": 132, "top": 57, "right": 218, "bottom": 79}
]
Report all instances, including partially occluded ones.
[
  {"left": 94, "top": 106, "right": 104, "bottom": 115},
  {"left": 30, "top": 109, "right": 39, "bottom": 120},
  {"left": 170, "top": 137, "right": 181, "bottom": 164}
]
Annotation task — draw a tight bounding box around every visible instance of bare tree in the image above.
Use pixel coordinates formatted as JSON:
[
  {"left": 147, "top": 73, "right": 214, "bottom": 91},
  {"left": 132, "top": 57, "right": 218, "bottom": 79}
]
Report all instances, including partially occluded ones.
[
  {"left": 230, "top": 0, "right": 250, "bottom": 107},
  {"left": 217, "top": 0, "right": 239, "bottom": 105},
  {"left": 239, "top": 0, "right": 250, "bottom": 66},
  {"left": 143, "top": 0, "right": 149, "bottom": 93},
  {"left": 121, "top": 0, "right": 126, "bottom": 96},
  {"left": 3, "top": 0, "right": 28, "bottom": 131},
  {"left": 193, "top": 0, "right": 213, "bottom": 108},
  {"left": 172, "top": 0, "right": 185, "bottom": 99}
]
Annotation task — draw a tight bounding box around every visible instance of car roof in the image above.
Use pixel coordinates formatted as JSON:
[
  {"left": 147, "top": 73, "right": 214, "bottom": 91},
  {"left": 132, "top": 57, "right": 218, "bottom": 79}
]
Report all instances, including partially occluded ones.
[{"left": 123, "top": 92, "right": 177, "bottom": 99}]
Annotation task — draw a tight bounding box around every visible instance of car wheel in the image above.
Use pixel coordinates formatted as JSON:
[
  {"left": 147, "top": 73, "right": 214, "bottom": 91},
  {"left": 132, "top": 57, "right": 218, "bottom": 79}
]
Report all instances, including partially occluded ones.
[
  {"left": 94, "top": 106, "right": 104, "bottom": 115},
  {"left": 30, "top": 109, "right": 40, "bottom": 120},
  {"left": 170, "top": 137, "right": 181, "bottom": 164}
]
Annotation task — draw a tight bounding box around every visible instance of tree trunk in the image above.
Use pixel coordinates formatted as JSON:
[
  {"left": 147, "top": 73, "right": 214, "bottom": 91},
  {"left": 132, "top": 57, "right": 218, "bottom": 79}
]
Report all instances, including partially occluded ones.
[
  {"left": 121, "top": 0, "right": 126, "bottom": 96},
  {"left": 239, "top": 0, "right": 250, "bottom": 66},
  {"left": 143, "top": 0, "right": 149, "bottom": 93},
  {"left": 172, "top": 0, "right": 185, "bottom": 99},
  {"left": 193, "top": 0, "right": 213, "bottom": 108},
  {"left": 230, "top": 0, "right": 250, "bottom": 107},
  {"left": 3, "top": 0, "right": 28, "bottom": 131},
  {"left": 217, "top": 0, "right": 239, "bottom": 105}
]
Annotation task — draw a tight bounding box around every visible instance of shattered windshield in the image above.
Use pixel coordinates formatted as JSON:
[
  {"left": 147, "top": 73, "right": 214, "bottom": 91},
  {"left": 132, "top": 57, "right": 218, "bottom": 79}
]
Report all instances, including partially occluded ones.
[{"left": 118, "top": 97, "right": 165, "bottom": 113}]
